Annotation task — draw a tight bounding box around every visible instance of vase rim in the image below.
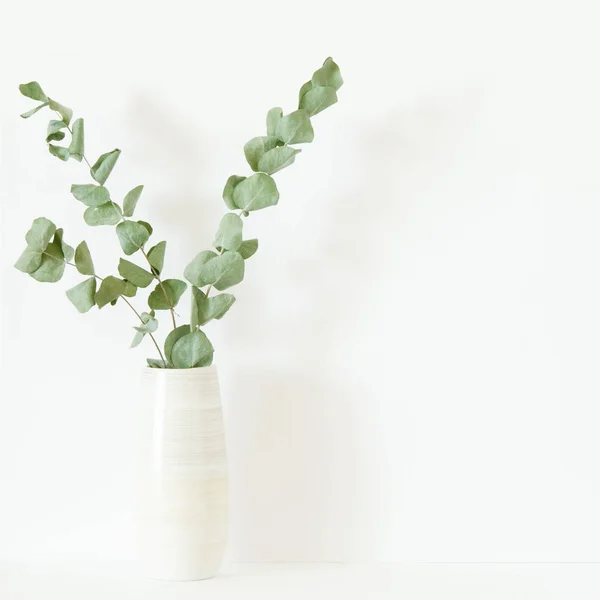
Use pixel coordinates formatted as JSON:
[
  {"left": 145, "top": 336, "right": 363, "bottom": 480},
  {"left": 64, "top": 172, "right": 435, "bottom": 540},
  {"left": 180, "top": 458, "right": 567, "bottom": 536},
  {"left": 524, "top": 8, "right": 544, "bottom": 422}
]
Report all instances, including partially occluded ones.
[{"left": 143, "top": 363, "right": 218, "bottom": 374}]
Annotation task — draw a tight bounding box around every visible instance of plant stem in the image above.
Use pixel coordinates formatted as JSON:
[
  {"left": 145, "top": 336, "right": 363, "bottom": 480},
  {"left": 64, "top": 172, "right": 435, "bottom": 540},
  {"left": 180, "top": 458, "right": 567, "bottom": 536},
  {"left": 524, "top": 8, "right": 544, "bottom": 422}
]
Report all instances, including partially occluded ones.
[{"left": 140, "top": 248, "right": 177, "bottom": 329}]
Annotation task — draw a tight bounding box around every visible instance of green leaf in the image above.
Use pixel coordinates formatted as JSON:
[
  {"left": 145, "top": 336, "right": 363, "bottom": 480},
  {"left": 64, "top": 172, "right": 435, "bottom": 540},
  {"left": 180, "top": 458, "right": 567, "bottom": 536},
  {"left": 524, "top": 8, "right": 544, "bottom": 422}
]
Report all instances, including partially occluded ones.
[
  {"left": 68, "top": 118, "right": 84, "bottom": 161},
  {"left": 19, "top": 82, "right": 48, "bottom": 102},
  {"left": 131, "top": 331, "right": 145, "bottom": 348},
  {"left": 171, "top": 330, "right": 214, "bottom": 369},
  {"left": 122, "top": 280, "right": 137, "bottom": 297},
  {"left": 74, "top": 241, "right": 95, "bottom": 275},
  {"left": 14, "top": 247, "right": 42, "bottom": 273},
  {"left": 191, "top": 287, "right": 236, "bottom": 327},
  {"left": 164, "top": 325, "right": 191, "bottom": 365},
  {"left": 311, "top": 57, "right": 343, "bottom": 91},
  {"left": 223, "top": 175, "right": 246, "bottom": 210},
  {"left": 48, "top": 98, "right": 73, "bottom": 126},
  {"left": 184, "top": 250, "right": 218, "bottom": 286},
  {"left": 138, "top": 220, "right": 153, "bottom": 236},
  {"left": 148, "top": 279, "right": 187, "bottom": 310},
  {"left": 48, "top": 144, "right": 70, "bottom": 161},
  {"left": 20, "top": 102, "right": 49, "bottom": 119},
  {"left": 298, "top": 80, "right": 313, "bottom": 105},
  {"left": 200, "top": 251, "right": 244, "bottom": 291},
  {"left": 243, "top": 136, "right": 279, "bottom": 171},
  {"left": 116, "top": 220, "right": 149, "bottom": 255},
  {"left": 257, "top": 145, "right": 301, "bottom": 175},
  {"left": 84, "top": 202, "right": 122, "bottom": 226},
  {"left": 30, "top": 242, "right": 65, "bottom": 283},
  {"left": 46, "top": 120, "right": 67, "bottom": 142},
  {"left": 123, "top": 185, "right": 143, "bottom": 217},
  {"left": 53, "top": 228, "right": 74, "bottom": 262},
  {"left": 213, "top": 213, "right": 243, "bottom": 252},
  {"left": 147, "top": 241, "right": 166, "bottom": 274},
  {"left": 275, "top": 109, "right": 314, "bottom": 144},
  {"left": 25, "top": 217, "right": 56, "bottom": 252},
  {"left": 118, "top": 258, "right": 154, "bottom": 288},
  {"left": 134, "top": 316, "right": 158, "bottom": 334},
  {"left": 71, "top": 184, "right": 110, "bottom": 207},
  {"left": 90, "top": 149, "right": 121, "bottom": 185},
  {"left": 238, "top": 239, "right": 258, "bottom": 259},
  {"left": 66, "top": 277, "right": 96, "bottom": 313},
  {"left": 266, "top": 107, "right": 283, "bottom": 137},
  {"left": 232, "top": 172, "right": 279, "bottom": 212},
  {"left": 95, "top": 275, "right": 126, "bottom": 308},
  {"left": 147, "top": 358, "right": 167, "bottom": 368},
  {"left": 299, "top": 86, "right": 338, "bottom": 116}
]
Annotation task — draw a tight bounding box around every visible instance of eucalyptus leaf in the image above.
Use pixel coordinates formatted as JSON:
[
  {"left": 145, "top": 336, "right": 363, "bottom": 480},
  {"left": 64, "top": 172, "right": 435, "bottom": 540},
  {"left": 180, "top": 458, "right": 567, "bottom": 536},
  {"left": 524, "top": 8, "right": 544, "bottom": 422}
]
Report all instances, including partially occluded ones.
[
  {"left": 184, "top": 250, "right": 218, "bottom": 287},
  {"left": 164, "top": 325, "right": 191, "bottom": 365},
  {"left": 298, "top": 80, "right": 313, "bottom": 105},
  {"left": 311, "top": 57, "right": 343, "bottom": 90},
  {"left": 238, "top": 238, "right": 258, "bottom": 259},
  {"left": 147, "top": 241, "right": 166, "bottom": 274},
  {"left": 200, "top": 251, "right": 244, "bottom": 291},
  {"left": 14, "top": 247, "right": 42, "bottom": 273},
  {"left": 74, "top": 241, "right": 95, "bottom": 275},
  {"left": 171, "top": 330, "right": 214, "bottom": 369},
  {"left": 19, "top": 81, "right": 48, "bottom": 102},
  {"left": 25, "top": 217, "right": 56, "bottom": 252},
  {"left": 148, "top": 279, "right": 187, "bottom": 310},
  {"left": 68, "top": 118, "right": 84, "bottom": 161},
  {"left": 48, "top": 144, "right": 70, "bottom": 161},
  {"left": 192, "top": 287, "right": 236, "bottom": 326},
  {"left": 20, "top": 102, "right": 49, "bottom": 119},
  {"left": 134, "top": 316, "right": 158, "bottom": 334},
  {"left": 66, "top": 277, "right": 96, "bottom": 313},
  {"left": 131, "top": 331, "right": 145, "bottom": 348},
  {"left": 122, "top": 280, "right": 137, "bottom": 297},
  {"left": 46, "top": 120, "right": 67, "bottom": 142},
  {"left": 48, "top": 98, "right": 73, "bottom": 126},
  {"left": 90, "top": 149, "right": 121, "bottom": 185},
  {"left": 30, "top": 242, "right": 65, "bottom": 283},
  {"left": 95, "top": 275, "right": 126, "bottom": 308},
  {"left": 222, "top": 175, "right": 246, "bottom": 210},
  {"left": 118, "top": 258, "right": 154, "bottom": 288},
  {"left": 123, "top": 185, "right": 143, "bottom": 217},
  {"left": 232, "top": 172, "right": 279, "bottom": 212},
  {"left": 84, "top": 202, "right": 122, "bottom": 226},
  {"left": 244, "top": 136, "right": 279, "bottom": 171},
  {"left": 275, "top": 109, "right": 314, "bottom": 144},
  {"left": 257, "top": 146, "right": 301, "bottom": 175},
  {"left": 266, "top": 107, "right": 283, "bottom": 137},
  {"left": 70, "top": 184, "right": 110, "bottom": 207},
  {"left": 138, "top": 220, "right": 152, "bottom": 236},
  {"left": 147, "top": 358, "right": 167, "bottom": 368},
  {"left": 213, "top": 213, "right": 243, "bottom": 252},
  {"left": 116, "top": 220, "right": 149, "bottom": 255},
  {"left": 299, "top": 86, "right": 338, "bottom": 116},
  {"left": 53, "top": 228, "right": 74, "bottom": 262}
]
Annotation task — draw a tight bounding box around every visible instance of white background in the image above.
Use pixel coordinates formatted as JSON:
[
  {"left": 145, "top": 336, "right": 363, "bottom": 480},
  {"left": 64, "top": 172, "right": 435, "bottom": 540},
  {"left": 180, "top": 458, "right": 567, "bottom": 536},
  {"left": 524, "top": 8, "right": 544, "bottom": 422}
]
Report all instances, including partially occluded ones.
[{"left": 1, "top": 0, "right": 600, "bottom": 565}]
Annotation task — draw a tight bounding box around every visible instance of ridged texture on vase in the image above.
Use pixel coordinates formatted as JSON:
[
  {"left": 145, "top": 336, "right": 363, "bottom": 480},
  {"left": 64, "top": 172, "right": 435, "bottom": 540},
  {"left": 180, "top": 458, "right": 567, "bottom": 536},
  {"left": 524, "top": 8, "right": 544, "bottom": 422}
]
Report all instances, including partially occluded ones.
[{"left": 136, "top": 365, "right": 228, "bottom": 581}]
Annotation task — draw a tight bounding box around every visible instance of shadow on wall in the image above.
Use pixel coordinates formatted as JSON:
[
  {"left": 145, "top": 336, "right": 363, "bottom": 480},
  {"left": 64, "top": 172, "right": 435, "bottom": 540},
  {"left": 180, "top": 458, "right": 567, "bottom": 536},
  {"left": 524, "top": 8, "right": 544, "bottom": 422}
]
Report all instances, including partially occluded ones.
[{"left": 124, "top": 87, "right": 483, "bottom": 561}]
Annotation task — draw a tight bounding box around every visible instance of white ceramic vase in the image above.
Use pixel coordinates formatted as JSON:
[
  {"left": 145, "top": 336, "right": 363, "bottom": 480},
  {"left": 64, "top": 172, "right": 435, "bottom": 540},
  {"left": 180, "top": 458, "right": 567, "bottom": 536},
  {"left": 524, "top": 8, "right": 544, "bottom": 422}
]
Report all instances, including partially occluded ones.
[{"left": 136, "top": 365, "right": 228, "bottom": 581}]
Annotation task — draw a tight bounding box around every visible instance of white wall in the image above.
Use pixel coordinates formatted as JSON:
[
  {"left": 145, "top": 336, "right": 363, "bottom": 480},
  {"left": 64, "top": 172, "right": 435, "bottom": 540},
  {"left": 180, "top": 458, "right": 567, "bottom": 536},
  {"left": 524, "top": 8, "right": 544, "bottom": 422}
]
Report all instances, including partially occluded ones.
[{"left": 2, "top": 0, "right": 600, "bottom": 564}]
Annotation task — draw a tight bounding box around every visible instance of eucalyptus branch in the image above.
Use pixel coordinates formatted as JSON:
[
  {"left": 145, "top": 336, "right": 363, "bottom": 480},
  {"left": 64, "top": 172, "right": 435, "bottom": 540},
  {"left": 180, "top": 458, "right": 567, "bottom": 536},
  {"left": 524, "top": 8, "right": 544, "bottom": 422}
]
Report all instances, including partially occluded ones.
[{"left": 14, "top": 57, "right": 343, "bottom": 369}]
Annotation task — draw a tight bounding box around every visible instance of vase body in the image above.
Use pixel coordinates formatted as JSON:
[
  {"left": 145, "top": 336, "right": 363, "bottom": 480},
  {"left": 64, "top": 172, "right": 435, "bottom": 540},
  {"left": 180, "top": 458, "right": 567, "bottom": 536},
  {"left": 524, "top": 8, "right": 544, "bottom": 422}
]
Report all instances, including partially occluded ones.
[{"left": 136, "top": 365, "right": 228, "bottom": 581}]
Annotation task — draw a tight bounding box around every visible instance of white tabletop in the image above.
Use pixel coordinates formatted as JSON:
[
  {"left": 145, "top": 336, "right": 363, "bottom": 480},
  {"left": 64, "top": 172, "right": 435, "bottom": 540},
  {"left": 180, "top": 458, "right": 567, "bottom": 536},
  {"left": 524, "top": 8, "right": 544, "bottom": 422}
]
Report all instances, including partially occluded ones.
[{"left": 0, "top": 561, "right": 598, "bottom": 600}]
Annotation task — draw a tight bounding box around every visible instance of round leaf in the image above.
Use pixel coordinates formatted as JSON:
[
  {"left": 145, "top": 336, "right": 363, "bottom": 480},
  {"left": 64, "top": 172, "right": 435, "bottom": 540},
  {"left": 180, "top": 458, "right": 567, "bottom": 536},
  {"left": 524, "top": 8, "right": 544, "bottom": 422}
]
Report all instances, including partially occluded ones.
[
  {"left": 48, "top": 144, "right": 70, "bottom": 161},
  {"left": 200, "top": 252, "right": 245, "bottom": 291},
  {"left": 164, "top": 325, "right": 191, "bottom": 365},
  {"left": 48, "top": 99, "right": 73, "bottom": 126},
  {"left": 311, "top": 57, "right": 343, "bottom": 91},
  {"left": 192, "top": 287, "right": 236, "bottom": 326},
  {"left": 95, "top": 276, "right": 126, "bottom": 308},
  {"left": 14, "top": 247, "right": 42, "bottom": 273},
  {"left": 171, "top": 330, "right": 214, "bottom": 369},
  {"left": 213, "top": 213, "right": 243, "bottom": 252},
  {"left": 29, "top": 242, "right": 65, "bottom": 283},
  {"left": 25, "top": 217, "right": 56, "bottom": 252},
  {"left": 84, "top": 202, "right": 122, "bottom": 226},
  {"left": 118, "top": 258, "right": 154, "bottom": 288},
  {"left": 299, "top": 86, "right": 338, "bottom": 116},
  {"left": 184, "top": 250, "right": 218, "bottom": 287},
  {"left": 257, "top": 146, "right": 301, "bottom": 175},
  {"left": 243, "top": 136, "right": 279, "bottom": 171},
  {"left": 116, "top": 221, "right": 149, "bottom": 255},
  {"left": 19, "top": 81, "right": 48, "bottom": 102},
  {"left": 90, "top": 149, "right": 121, "bottom": 185},
  {"left": 53, "top": 228, "right": 74, "bottom": 262},
  {"left": 147, "top": 241, "right": 166, "bottom": 274},
  {"left": 123, "top": 185, "right": 143, "bottom": 217},
  {"left": 148, "top": 279, "right": 187, "bottom": 310},
  {"left": 266, "top": 107, "right": 283, "bottom": 137},
  {"left": 223, "top": 175, "right": 246, "bottom": 210},
  {"left": 46, "top": 120, "right": 67, "bottom": 142},
  {"left": 238, "top": 239, "right": 258, "bottom": 259},
  {"left": 70, "top": 184, "right": 110, "bottom": 207},
  {"left": 232, "top": 173, "right": 279, "bottom": 212},
  {"left": 275, "top": 109, "right": 314, "bottom": 144}
]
